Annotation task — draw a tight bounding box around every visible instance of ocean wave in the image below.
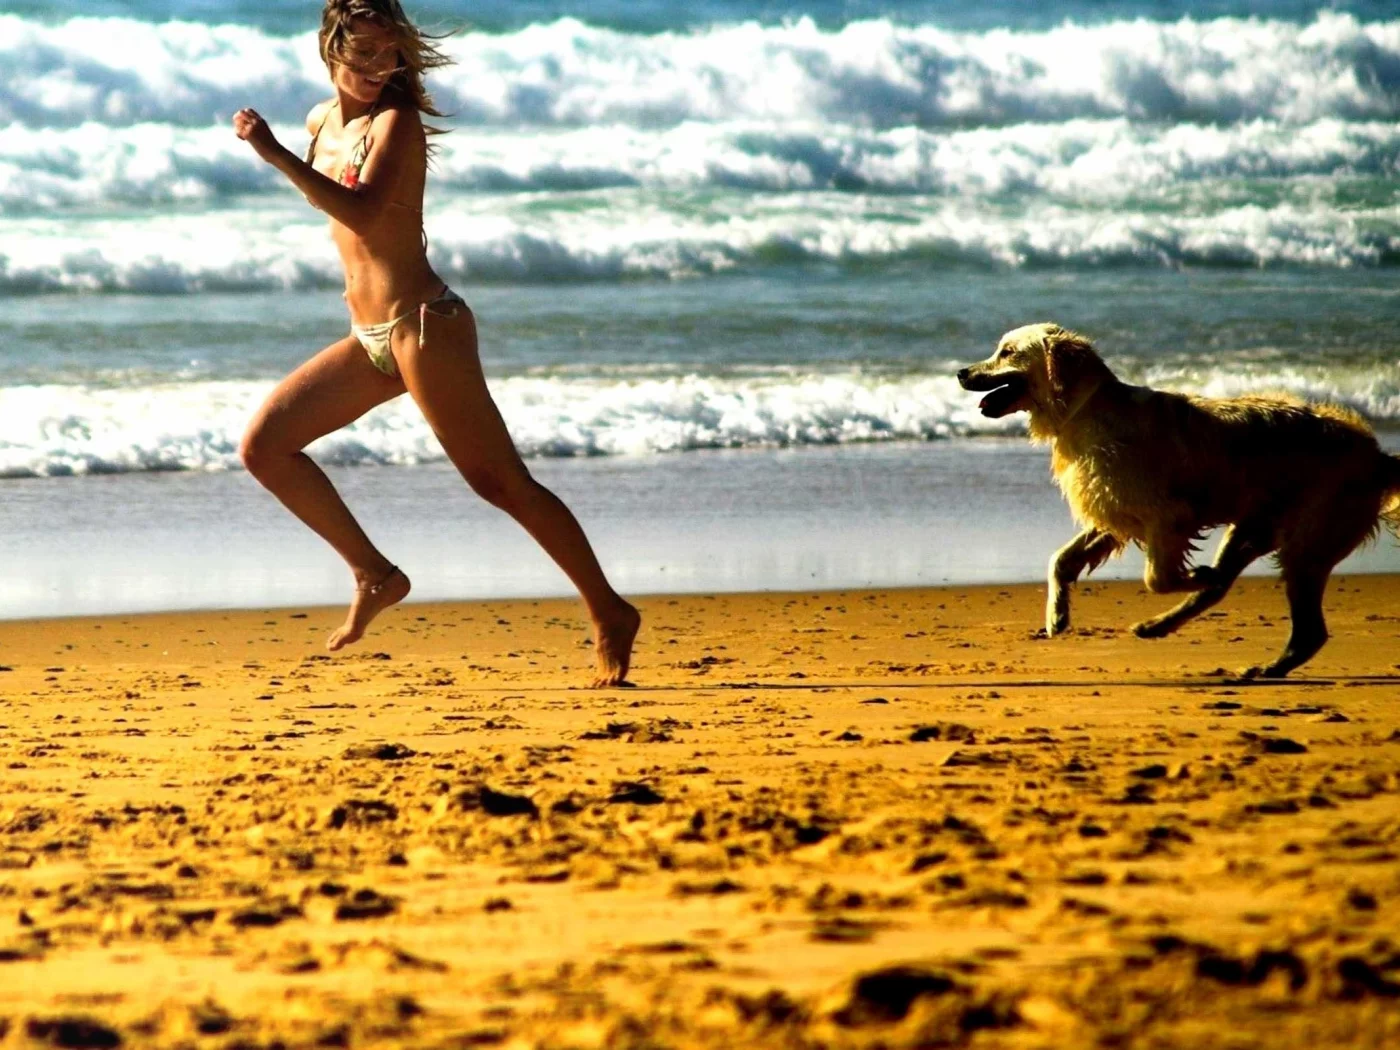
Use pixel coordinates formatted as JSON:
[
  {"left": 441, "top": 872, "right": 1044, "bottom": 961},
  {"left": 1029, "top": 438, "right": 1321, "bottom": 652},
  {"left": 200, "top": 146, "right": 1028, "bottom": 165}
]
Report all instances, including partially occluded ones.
[
  {"left": 2, "top": 193, "right": 1396, "bottom": 292},
  {"left": 3, "top": 13, "right": 1399, "bottom": 131},
  {"left": 1, "top": 366, "right": 1396, "bottom": 478},
  {"left": 1139, "top": 364, "right": 1400, "bottom": 417},
  {"left": 0, "top": 373, "right": 1005, "bottom": 477},
  {"left": 5, "top": 117, "right": 1399, "bottom": 210},
  {"left": 20, "top": 2, "right": 1400, "bottom": 37}
]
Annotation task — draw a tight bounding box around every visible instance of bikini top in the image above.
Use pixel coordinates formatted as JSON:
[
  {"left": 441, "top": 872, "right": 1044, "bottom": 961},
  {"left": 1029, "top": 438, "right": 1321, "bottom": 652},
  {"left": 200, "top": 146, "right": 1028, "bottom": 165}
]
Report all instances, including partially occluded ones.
[
  {"left": 303, "top": 98, "right": 428, "bottom": 248},
  {"left": 305, "top": 98, "right": 373, "bottom": 188}
]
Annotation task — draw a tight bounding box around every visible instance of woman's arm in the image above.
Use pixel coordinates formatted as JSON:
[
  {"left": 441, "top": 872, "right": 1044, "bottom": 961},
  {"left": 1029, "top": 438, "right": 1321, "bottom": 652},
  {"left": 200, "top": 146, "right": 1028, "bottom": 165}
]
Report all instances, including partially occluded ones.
[{"left": 233, "top": 105, "right": 422, "bottom": 234}]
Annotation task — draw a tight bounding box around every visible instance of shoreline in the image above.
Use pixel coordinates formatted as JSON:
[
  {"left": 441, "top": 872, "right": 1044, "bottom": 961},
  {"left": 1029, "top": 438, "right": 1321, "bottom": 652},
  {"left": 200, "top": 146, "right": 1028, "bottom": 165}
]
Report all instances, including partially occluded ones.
[
  {"left": 5, "top": 441, "right": 1400, "bottom": 624},
  {"left": 2, "top": 573, "right": 1397, "bottom": 677}
]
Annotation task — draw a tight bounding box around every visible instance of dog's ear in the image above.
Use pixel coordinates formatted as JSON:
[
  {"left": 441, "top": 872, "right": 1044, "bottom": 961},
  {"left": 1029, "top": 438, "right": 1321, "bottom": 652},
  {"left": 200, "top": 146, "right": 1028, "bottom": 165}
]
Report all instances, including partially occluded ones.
[{"left": 1044, "top": 328, "right": 1100, "bottom": 400}]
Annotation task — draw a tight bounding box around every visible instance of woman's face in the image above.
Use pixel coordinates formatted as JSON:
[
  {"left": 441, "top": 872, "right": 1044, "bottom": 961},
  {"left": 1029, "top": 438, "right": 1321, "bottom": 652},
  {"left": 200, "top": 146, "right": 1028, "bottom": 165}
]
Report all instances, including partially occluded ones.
[{"left": 331, "top": 19, "right": 402, "bottom": 103}]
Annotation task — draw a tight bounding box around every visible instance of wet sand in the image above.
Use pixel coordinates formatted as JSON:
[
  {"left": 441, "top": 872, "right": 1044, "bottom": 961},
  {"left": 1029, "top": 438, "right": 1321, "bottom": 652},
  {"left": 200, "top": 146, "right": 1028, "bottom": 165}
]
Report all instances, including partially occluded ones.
[{"left": 1, "top": 575, "right": 1398, "bottom": 1048}]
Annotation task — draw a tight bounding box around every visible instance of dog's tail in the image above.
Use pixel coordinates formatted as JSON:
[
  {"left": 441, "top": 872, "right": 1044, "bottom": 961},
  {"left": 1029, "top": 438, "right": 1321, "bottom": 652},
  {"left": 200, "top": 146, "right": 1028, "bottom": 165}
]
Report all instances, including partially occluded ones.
[{"left": 1381, "top": 453, "right": 1400, "bottom": 537}]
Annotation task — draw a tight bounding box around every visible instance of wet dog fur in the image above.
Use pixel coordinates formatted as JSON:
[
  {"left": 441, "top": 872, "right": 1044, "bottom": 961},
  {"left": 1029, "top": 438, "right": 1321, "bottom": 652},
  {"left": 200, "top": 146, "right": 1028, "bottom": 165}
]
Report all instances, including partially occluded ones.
[{"left": 958, "top": 322, "right": 1400, "bottom": 677}]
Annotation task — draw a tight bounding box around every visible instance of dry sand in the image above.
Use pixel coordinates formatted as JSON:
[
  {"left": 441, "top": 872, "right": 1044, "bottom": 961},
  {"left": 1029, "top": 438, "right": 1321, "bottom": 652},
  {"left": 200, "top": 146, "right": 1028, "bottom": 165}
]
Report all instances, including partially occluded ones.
[{"left": 0, "top": 574, "right": 1398, "bottom": 1049}]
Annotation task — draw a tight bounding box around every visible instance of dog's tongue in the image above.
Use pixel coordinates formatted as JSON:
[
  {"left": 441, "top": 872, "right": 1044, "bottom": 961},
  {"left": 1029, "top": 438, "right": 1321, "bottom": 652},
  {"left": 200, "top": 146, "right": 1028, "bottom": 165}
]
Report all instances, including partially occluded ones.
[{"left": 978, "top": 384, "right": 1020, "bottom": 418}]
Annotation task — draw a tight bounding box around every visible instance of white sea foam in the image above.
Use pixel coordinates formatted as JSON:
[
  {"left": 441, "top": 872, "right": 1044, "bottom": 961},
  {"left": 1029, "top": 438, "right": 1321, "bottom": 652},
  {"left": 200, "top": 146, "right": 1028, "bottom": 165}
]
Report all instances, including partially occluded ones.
[
  {"left": 3, "top": 13, "right": 1398, "bottom": 131},
  {"left": 0, "top": 122, "right": 285, "bottom": 210},
  {"left": 434, "top": 13, "right": 1400, "bottom": 129},
  {"left": 5, "top": 12, "right": 1396, "bottom": 281},
  {"left": 5, "top": 116, "right": 1399, "bottom": 210},
  {"left": 1, "top": 366, "right": 1395, "bottom": 478},
  {"left": 0, "top": 373, "right": 1000, "bottom": 477},
  {"left": 1140, "top": 365, "right": 1400, "bottom": 421},
  {"left": 2, "top": 190, "right": 1395, "bottom": 292}
]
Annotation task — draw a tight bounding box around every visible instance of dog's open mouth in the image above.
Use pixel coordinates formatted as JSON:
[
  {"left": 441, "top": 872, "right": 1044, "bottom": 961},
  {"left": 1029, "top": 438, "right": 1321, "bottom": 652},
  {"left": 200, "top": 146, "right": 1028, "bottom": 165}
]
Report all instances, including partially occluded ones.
[{"left": 959, "top": 372, "right": 1029, "bottom": 418}]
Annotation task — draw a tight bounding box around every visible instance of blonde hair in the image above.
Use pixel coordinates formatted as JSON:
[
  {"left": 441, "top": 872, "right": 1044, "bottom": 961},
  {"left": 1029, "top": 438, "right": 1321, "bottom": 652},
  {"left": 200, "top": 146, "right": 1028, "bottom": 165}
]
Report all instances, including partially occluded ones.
[{"left": 318, "top": 0, "right": 453, "bottom": 140}]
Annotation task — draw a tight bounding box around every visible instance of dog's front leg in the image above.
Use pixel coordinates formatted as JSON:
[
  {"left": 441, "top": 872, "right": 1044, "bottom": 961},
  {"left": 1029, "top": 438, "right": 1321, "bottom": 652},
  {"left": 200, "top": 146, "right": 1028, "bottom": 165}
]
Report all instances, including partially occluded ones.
[{"left": 1046, "top": 528, "right": 1121, "bottom": 636}]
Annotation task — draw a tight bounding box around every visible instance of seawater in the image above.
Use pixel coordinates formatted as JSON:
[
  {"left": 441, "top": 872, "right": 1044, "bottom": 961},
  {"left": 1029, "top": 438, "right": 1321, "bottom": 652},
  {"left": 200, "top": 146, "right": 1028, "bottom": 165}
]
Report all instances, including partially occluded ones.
[{"left": 0, "top": 269, "right": 1395, "bottom": 477}]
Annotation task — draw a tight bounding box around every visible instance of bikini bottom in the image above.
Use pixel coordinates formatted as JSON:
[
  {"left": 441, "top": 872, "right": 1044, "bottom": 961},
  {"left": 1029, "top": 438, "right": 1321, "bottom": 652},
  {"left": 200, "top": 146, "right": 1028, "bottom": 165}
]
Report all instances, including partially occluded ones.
[{"left": 350, "top": 285, "right": 467, "bottom": 378}]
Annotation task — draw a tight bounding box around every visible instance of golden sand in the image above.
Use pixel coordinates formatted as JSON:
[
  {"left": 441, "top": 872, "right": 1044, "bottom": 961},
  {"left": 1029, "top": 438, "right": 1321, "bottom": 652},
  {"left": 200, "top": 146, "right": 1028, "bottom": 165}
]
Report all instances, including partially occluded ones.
[{"left": 1, "top": 575, "right": 1398, "bottom": 1048}]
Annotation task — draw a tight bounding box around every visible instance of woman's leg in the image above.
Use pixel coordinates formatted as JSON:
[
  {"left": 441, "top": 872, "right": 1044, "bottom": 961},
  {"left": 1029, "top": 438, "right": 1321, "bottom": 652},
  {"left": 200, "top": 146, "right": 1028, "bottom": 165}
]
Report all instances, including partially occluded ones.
[
  {"left": 240, "top": 335, "right": 411, "bottom": 650},
  {"left": 394, "top": 306, "right": 640, "bottom": 686}
]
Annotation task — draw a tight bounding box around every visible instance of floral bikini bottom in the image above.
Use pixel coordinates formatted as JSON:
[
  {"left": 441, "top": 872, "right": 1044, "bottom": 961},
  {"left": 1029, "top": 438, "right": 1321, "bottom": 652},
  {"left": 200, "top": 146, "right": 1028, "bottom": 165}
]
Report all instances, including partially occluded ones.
[{"left": 350, "top": 285, "right": 467, "bottom": 377}]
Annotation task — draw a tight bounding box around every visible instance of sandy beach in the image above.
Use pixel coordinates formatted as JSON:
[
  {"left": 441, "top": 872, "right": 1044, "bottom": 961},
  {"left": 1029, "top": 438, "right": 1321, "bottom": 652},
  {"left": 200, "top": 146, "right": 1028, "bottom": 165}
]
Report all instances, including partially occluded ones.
[{"left": 1, "top": 574, "right": 1397, "bottom": 1048}]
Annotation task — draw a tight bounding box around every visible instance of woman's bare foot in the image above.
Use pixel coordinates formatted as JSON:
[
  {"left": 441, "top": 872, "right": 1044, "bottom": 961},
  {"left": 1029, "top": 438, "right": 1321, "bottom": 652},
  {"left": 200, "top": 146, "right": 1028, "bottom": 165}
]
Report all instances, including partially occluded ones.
[
  {"left": 328, "top": 566, "right": 411, "bottom": 651},
  {"left": 591, "top": 600, "right": 641, "bottom": 687}
]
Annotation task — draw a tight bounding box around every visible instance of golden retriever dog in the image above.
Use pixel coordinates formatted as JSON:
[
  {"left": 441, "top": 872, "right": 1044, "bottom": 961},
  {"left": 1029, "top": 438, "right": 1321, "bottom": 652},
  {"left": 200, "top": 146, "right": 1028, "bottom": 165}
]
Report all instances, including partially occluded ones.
[{"left": 957, "top": 322, "right": 1400, "bottom": 677}]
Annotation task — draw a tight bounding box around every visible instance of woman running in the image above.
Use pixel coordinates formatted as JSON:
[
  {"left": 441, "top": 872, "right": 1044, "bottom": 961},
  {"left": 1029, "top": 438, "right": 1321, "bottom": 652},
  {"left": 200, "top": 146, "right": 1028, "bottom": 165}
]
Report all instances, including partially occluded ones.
[{"left": 232, "top": 0, "right": 639, "bottom": 685}]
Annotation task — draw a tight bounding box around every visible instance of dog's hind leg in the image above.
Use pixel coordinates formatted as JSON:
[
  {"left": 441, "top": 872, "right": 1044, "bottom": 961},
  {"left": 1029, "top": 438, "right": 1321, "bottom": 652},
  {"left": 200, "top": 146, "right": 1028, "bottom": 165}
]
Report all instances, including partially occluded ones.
[
  {"left": 1140, "top": 531, "right": 1206, "bottom": 596},
  {"left": 1046, "top": 528, "right": 1122, "bottom": 636},
  {"left": 1243, "top": 562, "right": 1330, "bottom": 679},
  {"left": 1243, "top": 491, "right": 1380, "bottom": 677},
  {"left": 1133, "top": 525, "right": 1264, "bottom": 639}
]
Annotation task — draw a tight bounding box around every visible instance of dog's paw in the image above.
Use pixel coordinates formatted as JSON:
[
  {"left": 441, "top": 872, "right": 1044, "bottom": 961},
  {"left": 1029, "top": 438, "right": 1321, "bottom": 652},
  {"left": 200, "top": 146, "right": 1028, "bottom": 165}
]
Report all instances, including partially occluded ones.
[
  {"left": 1132, "top": 618, "right": 1172, "bottom": 639},
  {"left": 1240, "top": 662, "right": 1290, "bottom": 680}
]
